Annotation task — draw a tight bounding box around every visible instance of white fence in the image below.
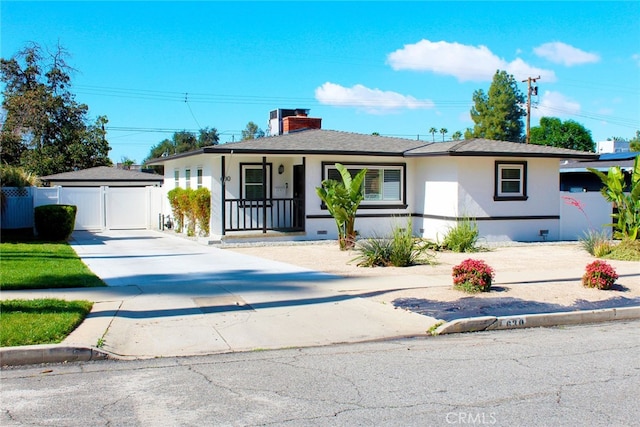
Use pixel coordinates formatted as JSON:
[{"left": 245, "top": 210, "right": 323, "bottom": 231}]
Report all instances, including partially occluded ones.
[
  {"left": 559, "top": 191, "right": 613, "bottom": 240},
  {"left": 2, "top": 186, "right": 165, "bottom": 231}
]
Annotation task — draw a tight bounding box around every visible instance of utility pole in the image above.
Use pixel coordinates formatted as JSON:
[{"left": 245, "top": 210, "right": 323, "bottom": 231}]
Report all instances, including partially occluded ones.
[{"left": 522, "top": 76, "right": 540, "bottom": 143}]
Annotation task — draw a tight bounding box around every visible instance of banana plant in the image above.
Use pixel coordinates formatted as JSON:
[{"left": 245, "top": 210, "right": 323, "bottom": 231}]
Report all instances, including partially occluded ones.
[
  {"left": 588, "top": 155, "right": 639, "bottom": 240},
  {"left": 316, "top": 163, "right": 367, "bottom": 250}
]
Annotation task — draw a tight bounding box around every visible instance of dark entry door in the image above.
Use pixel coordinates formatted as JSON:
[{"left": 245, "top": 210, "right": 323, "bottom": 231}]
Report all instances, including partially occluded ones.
[{"left": 293, "top": 164, "right": 305, "bottom": 230}]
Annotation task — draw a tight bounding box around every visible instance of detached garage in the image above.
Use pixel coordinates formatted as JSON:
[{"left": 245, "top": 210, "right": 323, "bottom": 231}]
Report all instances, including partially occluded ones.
[{"left": 39, "top": 166, "right": 164, "bottom": 231}]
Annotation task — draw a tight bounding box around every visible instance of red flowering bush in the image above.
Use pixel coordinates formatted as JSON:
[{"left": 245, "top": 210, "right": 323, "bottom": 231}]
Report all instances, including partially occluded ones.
[
  {"left": 452, "top": 259, "right": 495, "bottom": 293},
  {"left": 582, "top": 260, "right": 619, "bottom": 290}
]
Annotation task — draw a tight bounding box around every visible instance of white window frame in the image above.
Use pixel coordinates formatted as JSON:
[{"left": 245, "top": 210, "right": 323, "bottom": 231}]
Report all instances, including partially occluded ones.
[
  {"left": 322, "top": 163, "right": 406, "bottom": 208},
  {"left": 495, "top": 161, "right": 528, "bottom": 200},
  {"left": 196, "top": 167, "right": 203, "bottom": 189},
  {"left": 174, "top": 169, "right": 179, "bottom": 188},
  {"left": 185, "top": 168, "right": 191, "bottom": 189}
]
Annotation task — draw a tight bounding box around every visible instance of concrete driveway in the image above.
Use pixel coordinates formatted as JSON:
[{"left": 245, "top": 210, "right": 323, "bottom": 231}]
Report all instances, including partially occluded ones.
[{"left": 3, "top": 230, "right": 435, "bottom": 359}]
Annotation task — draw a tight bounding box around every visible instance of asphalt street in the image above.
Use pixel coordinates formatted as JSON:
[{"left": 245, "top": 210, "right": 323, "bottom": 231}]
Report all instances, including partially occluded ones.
[{"left": 2, "top": 320, "right": 639, "bottom": 426}]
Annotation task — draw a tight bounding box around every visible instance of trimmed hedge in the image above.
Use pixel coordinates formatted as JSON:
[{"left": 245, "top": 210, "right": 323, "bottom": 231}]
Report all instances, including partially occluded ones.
[{"left": 34, "top": 204, "right": 77, "bottom": 241}]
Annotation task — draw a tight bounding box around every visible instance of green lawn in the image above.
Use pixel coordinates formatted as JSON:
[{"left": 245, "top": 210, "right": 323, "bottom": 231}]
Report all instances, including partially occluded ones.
[
  {"left": 0, "top": 241, "right": 106, "bottom": 290},
  {"left": 0, "top": 299, "right": 93, "bottom": 346}
]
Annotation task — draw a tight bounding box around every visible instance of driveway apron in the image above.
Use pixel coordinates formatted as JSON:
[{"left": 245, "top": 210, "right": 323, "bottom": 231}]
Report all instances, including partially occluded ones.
[{"left": 59, "top": 230, "right": 434, "bottom": 358}]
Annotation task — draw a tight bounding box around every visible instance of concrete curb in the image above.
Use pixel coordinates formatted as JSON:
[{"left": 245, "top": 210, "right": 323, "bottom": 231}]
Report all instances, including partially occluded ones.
[
  {"left": 0, "top": 345, "right": 110, "bottom": 367},
  {"left": 434, "top": 306, "right": 640, "bottom": 335}
]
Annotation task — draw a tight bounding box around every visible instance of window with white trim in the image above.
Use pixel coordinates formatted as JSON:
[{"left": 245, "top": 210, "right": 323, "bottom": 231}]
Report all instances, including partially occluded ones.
[
  {"left": 185, "top": 169, "right": 191, "bottom": 189},
  {"left": 495, "top": 161, "right": 527, "bottom": 200},
  {"left": 174, "top": 169, "right": 179, "bottom": 187},
  {"left": 241, "top": 164, "right": 271, "bottom": 201},
  {"left": 197, "top": 168, "right": 203, "bottom": 189},
  {"left": 323, "top": 163, "right": 405, "bottom": 207}
]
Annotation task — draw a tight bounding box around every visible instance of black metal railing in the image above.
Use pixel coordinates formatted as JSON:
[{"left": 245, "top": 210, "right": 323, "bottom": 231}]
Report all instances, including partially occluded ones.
[{"left": 224, "top": 198, "right": 304, "bottom": 233}]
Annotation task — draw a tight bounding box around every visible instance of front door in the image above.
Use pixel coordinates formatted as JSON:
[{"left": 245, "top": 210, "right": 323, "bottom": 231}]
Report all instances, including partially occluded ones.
[{"left": 293, "top": 164, "right": 305, "bottom": 230}]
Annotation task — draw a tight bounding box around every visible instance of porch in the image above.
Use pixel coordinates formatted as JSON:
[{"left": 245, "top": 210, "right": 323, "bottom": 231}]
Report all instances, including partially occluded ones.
[{"left": 223, "top": 197, "right": 305, "bottom": 234}]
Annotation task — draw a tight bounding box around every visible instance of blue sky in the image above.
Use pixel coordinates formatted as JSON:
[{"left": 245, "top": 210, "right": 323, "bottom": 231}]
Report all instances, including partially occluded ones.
[{"left": 2, "top": 1, "right": 639, "bottom": 164}]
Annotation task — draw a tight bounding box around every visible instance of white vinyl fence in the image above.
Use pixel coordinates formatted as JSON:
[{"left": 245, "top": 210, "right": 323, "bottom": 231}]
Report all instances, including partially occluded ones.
[{"left": 2, "top": 186, "right": 164, "bottom": 231}]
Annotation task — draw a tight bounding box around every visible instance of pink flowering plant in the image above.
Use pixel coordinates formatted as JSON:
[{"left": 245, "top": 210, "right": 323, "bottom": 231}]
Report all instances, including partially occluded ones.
[
  {"left": 452, "top": 259, "right": 495, "bottom": 293},
  {"left": 582, "top": 260, "right": 619, "bottom": 290}
]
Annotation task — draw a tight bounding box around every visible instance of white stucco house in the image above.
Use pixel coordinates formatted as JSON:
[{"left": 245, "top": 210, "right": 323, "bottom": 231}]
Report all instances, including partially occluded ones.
[{"left": 148, "top": 118, "right": 597, "bottom": 244}]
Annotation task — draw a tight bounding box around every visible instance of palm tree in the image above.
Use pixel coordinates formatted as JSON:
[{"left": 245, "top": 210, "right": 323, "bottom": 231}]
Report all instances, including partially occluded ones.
[
  {"left": 429, "top": 127, "right": 437, "bottom": 142},
  {"left": 451, "top": 131, "right": 463, "bottom": 141},
  {"left": 440, "top": 128, "right": 448, "bottom": 142},
  {"left": 316, "top": 163, "right": 367, "bottom": 250}
]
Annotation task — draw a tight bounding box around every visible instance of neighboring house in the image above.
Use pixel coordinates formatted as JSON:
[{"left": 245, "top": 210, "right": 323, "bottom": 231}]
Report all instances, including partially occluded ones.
[
  {"left": 596, "top": 139, "right": 630, "bottom": 154},
  {"left": 149, "top": 117, "right": 597, "bottom": 243},
  {"left": 558, "top": 152, "right": 638, "bottom": 240},
  {"left": 40, "top": 166, "right": 164, "bottom": 187}
]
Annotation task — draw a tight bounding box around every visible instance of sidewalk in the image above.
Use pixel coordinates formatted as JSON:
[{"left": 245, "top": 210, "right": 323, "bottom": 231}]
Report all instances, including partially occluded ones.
[{"left": 2, "top": 230, "right": 639, "bottom": 366}]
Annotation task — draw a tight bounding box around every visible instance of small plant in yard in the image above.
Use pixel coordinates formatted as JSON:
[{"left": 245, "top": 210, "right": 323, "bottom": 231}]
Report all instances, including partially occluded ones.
[
  {"left": 452, "top": 259, "right": 495, "bottom": 293},
  {"left": 353, "top": 220, "right": 435, "bottom": 267},
  {"left": 579, "top": 229, "right": 612, "bottom": 257},
  {"left": 441, "top": 217, "right": 479, "bottom": 252},
  {"left": 582, "top": 260, "right": 619, "bottom": 290}
]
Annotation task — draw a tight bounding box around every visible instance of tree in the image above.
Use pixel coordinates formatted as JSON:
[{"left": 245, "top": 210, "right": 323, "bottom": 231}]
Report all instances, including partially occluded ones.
[
  {"left": 630, "top": 131, "right": 640, "bottom": 152},
  {"left": 465, "top": 70, "right": 525, "bottom": 142},
  {"left": 429, "top": 127, "right": 437, "bottom": 142},
  {"left": 144, "top": 128, "right": 217, "bottom": 163},
  {"left": 241, "top": 121, "right": 264, "bottom": 140},
  {"left": 529, "top": 117, "right": 594, "bottom": 152},
  {"left": 439, "top": 128, "right": 448, "bottom": 142},
  {"left": 0, "top": 43, "right": 112, "bottom": 175},
  {"left": 315, "top": 163, "right": 367, "bottom": 250},
  {"left": 451, "top": 131, "right": 463, "bottom": 141},
  {"left": 198, "top": 127, "right": 220, "bottom": 147}
]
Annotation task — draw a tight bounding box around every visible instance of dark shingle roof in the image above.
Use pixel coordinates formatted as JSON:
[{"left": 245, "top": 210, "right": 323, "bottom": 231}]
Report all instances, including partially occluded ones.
[
  {"left": 40, "top": 166, "right": 163, "bottom": 182},
  {"left": 148, "top": 129, "right": 598, "bottom": 163},
  {"left": 404, "top": 138, "right": 597, "bottom": 159},
  {"left": 203, "top": 129, "right": 426, "bottom": 156}
]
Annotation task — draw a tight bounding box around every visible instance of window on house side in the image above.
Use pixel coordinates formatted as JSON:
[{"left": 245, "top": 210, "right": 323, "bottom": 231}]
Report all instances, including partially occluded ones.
[
  {"left": 495, "top": 162, "right": 527, "bottom": 200},
  {"left": 197, "top": 168, "right": 203, "bottom": 189},
  {"left": 174, "top": 170, "right": 179, "bottom": 188}
]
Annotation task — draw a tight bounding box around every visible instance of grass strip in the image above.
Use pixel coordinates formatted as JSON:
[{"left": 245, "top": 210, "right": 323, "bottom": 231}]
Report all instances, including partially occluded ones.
[
  {"left": 0, "top": 242, "right": 106, "bottom": 290},
  {"left": 0, "top": 299, "right": 93, "bottom": 347}
]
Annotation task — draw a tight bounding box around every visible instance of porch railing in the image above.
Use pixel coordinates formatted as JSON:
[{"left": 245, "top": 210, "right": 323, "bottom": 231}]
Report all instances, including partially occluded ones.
[{"left": 224, "top": 198, "right": 304, "bottom": 233}]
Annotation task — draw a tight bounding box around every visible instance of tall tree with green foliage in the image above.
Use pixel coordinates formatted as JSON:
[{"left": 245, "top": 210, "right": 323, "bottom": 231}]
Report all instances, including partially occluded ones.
[
  {"left": 439, "top": 128, "right": 448, "bottom": 142},
  {"left": 316, "top": 163, "right": 367, "bottom": 250},
  {"left": 465, "top": 70, "right": 525, "bottom": 142},
  {"left": 530, "top": 117, "right": 594, "bottom": 152},
  {"left": 241, "top": 121, "right": 265, "bottom": 140},
  {"left": 630, "top": 131, "right": 640, "bottom": 152},
  {"left": 451, "top": 130, "right": 463, "bottom": 141},
  {"left": 429, "top": 127, "right": 437, "bottom": 142},
  {"left": 144, "top": 128, "right": 219, "bottom": 163},
  {"left": 0, "top": 43, "right": 112, "bottom": 175}
]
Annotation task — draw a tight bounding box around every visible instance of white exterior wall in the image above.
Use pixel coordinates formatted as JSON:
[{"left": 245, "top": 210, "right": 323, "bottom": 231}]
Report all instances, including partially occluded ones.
[{"left": 559, "top": 192, "right": 613, "bottom": 240}]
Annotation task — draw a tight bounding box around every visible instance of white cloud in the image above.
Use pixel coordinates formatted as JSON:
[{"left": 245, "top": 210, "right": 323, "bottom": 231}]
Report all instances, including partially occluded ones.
[
  {"left": 532, "top": 90, "right": 581, "bottom": 119},
  {"left": 314, "top": 82, "right": 435, "bottom": 114},
  {"left": 533, "top": 42, "right": 600, "bottom": 66},
  {"left": 633, "top": 53, "right": 640, "bottom": 67},
  {"left": 386, "top": 39, "right": 556, "bottom": 82}
]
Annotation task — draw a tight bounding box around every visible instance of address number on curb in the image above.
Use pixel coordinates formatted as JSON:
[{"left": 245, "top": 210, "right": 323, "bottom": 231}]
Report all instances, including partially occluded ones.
[{"left": 502, "top": 318, "right": 526, "bottom": 327}]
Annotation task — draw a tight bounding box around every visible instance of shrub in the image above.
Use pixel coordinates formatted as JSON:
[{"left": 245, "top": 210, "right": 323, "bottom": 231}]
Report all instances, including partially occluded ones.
[
  {"left": 34, "top": 204, "right": 77, "bottom": 241},
  {"left": 192, "top": 187, "right": 211, "bottom": 236},
  {"left": 604, "top": 239, "right": 640, "bottom": 262},
  {"left": 441, "top": 218, "right": 479, "bottom": 252},
  {"left": 452, "top": 258, "right": 494, "bottom": 293},
  {"left": 579, "top": 229, "right": 611, "bottom": 256},
  {"left": 582, "top": 260, "right": 618, "bottom": 290},
  {"left": 353, "top": 220, "right": 435, "bottom": 267}
]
